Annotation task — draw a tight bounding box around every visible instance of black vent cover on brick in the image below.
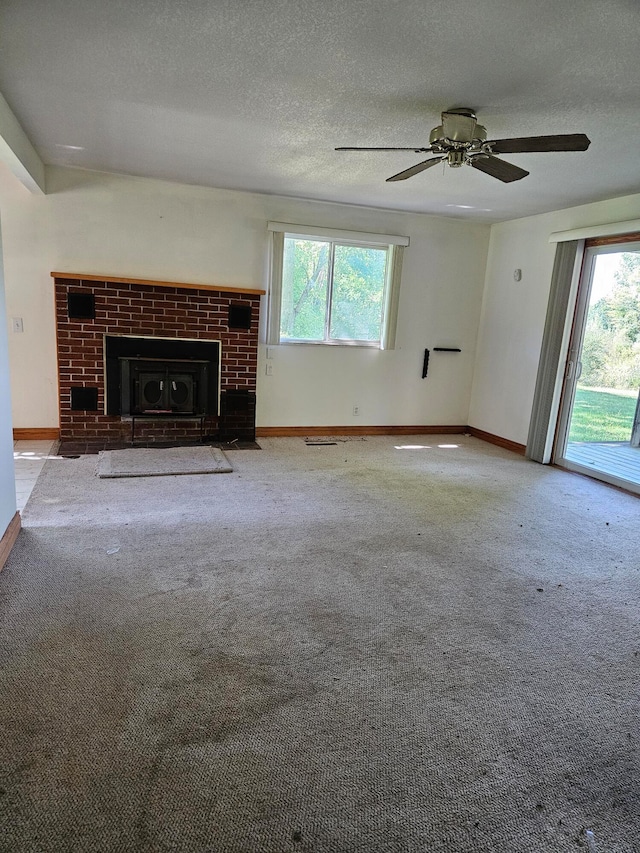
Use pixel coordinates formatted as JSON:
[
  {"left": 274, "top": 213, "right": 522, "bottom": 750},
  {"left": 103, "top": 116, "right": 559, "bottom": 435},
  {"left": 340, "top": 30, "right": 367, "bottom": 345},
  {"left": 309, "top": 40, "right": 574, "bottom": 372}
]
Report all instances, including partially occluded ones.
[
  {"left": 222, "top": 389, "right": 252, "bottom": 412},
  {"left": 71, "top": 387, "right": 99, "bottom": 411},
  {"left": 219, "top": 390, "right": 256, "bottom": 441},
  {"left": 67, "top": 292, "right": 96, "bottom": 320},
  {"left": 228, "top": 304, "right": 252, "bottom": 330}
]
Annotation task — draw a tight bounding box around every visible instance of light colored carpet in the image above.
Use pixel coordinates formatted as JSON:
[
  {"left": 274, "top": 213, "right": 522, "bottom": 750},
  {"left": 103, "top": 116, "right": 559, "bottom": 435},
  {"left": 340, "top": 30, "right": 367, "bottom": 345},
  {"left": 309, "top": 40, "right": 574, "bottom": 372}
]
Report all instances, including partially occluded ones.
[
  {"left": 1, "top": 436, "right": 639, "bottom": 852},
  {"left": 97, "top": 445, "right": 232, "bottom": 478}
]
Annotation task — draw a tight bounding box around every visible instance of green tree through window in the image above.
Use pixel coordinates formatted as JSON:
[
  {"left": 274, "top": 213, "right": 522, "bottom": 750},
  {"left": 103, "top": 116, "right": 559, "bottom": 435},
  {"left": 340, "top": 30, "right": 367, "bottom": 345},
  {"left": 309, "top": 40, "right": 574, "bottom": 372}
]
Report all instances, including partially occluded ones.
[
  {"left": 280, "top": 237, "right": 389, "bottom": 344},
  {"left": 581, "top": 252, "right": 640, "bottom": 389}
]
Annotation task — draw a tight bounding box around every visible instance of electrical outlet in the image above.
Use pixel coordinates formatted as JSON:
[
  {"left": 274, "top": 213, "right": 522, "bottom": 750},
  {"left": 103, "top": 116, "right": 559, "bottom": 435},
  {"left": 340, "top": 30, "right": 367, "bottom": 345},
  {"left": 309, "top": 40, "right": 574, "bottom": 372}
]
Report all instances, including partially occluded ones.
[
  {"left": 352, "top": 405, "right": 360, "bottom": 416},
  {"left": 12, "top": 317, "right": 24, "bottom": 333},
  {"left": 265, "top": 363, "right": 273, "bottom": 376}
]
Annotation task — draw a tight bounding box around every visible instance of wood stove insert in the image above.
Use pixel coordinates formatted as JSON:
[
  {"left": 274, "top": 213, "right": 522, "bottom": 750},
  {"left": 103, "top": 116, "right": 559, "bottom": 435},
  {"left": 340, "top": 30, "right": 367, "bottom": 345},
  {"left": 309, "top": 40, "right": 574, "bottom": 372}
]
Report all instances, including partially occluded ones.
[{"left": 105, "top": 335, "right": 221, "bottom": 420}]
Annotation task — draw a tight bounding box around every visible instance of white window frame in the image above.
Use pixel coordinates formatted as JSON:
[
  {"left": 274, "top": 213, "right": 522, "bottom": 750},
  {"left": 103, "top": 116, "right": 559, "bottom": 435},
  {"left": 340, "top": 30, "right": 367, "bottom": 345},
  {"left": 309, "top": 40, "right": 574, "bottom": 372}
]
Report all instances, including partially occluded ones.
[{"left": 267, "top": 222, "right": 409, "bottom": 350}]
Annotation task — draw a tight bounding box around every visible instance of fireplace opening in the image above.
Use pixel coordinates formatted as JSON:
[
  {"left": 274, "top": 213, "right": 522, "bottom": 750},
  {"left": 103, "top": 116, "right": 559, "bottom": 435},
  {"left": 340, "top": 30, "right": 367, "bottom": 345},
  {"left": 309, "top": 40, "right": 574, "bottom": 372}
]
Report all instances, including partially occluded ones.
[{"left": 105, "top": 335, "right": 220, "bottom": 417}]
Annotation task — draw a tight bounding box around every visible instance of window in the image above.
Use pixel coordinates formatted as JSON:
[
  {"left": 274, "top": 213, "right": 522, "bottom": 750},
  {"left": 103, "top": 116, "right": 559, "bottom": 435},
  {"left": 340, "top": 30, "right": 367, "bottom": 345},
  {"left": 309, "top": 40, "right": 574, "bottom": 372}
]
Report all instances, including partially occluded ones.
[{"left": 267, "top": 222, "right": 408, "bottom": 349}]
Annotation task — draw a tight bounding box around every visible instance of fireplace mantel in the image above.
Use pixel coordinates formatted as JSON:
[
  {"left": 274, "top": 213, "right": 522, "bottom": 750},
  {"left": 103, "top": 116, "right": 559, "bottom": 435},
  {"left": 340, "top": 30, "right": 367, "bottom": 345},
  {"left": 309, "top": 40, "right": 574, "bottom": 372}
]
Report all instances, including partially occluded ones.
[{"left": 50, "top": 271, "right": 265, "bottom": 296}]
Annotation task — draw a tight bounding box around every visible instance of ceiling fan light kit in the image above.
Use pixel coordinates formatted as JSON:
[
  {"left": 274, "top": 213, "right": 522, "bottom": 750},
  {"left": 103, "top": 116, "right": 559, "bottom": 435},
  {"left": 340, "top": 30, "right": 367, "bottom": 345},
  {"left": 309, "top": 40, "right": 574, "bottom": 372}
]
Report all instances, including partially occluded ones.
[{"left": 336, "top": 107, "right": 591, "bottom": 184}]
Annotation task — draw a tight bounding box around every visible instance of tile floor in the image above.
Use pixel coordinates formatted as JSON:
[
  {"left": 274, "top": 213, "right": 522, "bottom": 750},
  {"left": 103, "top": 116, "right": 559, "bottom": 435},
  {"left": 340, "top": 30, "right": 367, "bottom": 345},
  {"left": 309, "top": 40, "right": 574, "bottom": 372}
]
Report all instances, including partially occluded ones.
[{"left": 13, "top": 439, "right": 59, "bottom": 512}]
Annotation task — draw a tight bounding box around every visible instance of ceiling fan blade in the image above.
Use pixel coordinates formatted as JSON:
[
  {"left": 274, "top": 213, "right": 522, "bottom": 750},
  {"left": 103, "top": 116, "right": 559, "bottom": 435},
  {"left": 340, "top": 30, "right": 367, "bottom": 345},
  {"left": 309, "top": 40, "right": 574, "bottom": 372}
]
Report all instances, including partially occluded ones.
[
  {"left": 470, "top": 155, "right": 529, "bottom": 183},
  {"left": 386, "top": 157, "right": 445, "bottom": 182},
  {"left": 335, "top": 146, "right": 433, "bottom": 152},
  {"left": 488, "top": 133, "right": 591, "bottom": 154}
]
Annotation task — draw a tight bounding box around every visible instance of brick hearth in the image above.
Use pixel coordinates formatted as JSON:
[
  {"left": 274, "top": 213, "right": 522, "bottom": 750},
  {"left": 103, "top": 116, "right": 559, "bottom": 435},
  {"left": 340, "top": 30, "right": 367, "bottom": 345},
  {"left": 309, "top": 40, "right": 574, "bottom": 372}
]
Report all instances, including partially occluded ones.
[{"left": 52, "top": 273, "right": 264, "bottom": 443}]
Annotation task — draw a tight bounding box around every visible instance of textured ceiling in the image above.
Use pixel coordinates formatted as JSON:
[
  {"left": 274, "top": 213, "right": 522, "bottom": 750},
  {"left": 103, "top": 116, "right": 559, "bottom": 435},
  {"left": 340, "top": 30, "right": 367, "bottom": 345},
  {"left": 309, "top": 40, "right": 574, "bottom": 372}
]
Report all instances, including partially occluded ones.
[{"left": 1, "top": 0, "right": 639, "bottom": 222}]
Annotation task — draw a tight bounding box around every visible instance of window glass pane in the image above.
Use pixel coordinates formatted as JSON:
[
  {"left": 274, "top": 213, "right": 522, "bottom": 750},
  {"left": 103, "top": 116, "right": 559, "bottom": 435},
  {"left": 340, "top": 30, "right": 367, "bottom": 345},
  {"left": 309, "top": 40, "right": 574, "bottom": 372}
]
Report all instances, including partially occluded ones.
[
  {"left": 281, "top": 238, "right": 330, "bottom": 340},
  {"left": 330, "top": 245, "right": 387, "bottom": 341}
]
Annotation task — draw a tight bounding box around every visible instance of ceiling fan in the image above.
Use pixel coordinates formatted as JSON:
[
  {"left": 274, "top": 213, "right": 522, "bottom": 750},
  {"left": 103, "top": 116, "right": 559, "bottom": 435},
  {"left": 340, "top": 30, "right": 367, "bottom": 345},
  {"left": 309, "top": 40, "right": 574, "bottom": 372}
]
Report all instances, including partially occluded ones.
[{"left": 336, "top": 108, "right": 591, "bottom": 183}]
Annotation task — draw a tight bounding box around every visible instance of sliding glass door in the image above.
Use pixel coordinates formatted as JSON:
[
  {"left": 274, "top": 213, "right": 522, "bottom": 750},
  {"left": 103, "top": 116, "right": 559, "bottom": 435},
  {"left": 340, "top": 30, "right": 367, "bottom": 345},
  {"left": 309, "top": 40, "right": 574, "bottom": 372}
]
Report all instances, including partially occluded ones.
[{"left": 554, "top": 242, "right": 640, "bottom": 493}]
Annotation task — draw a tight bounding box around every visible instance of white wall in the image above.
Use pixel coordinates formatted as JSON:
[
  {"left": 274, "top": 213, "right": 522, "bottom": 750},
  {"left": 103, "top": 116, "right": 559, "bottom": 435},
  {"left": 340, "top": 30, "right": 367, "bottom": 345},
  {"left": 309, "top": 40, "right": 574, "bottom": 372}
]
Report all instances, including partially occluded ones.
[
  {"left": 0, "top": 211, "right": 17, "bottom": 536},
  {"left": 1, "top": 165, "right": 490, "bottom": 429},
  {"left": 469, "top": 192, "right": 640, "bottom": 445}
]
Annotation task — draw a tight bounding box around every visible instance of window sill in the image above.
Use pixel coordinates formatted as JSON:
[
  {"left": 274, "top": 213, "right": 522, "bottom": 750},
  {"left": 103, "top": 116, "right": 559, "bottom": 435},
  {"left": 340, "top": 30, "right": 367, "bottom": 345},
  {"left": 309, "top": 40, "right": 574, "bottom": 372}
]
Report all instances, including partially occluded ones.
[{"left": 279, "top": 339, "right": 382, "bottom": 349}]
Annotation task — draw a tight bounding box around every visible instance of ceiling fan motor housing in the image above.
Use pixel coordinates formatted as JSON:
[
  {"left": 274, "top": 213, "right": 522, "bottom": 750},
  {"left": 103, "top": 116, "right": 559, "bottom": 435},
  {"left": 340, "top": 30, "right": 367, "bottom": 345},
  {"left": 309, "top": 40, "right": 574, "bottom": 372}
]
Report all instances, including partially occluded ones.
[{"left": 430, "top": 110, "right": 488, "bottom": 148}]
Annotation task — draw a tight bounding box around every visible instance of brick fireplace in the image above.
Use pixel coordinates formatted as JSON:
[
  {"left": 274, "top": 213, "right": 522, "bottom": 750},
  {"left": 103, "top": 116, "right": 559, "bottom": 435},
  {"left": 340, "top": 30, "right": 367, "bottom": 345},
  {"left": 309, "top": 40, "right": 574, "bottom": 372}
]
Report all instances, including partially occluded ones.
[{"left": 52, "top": 273, "right": 264, "bottom": 444}]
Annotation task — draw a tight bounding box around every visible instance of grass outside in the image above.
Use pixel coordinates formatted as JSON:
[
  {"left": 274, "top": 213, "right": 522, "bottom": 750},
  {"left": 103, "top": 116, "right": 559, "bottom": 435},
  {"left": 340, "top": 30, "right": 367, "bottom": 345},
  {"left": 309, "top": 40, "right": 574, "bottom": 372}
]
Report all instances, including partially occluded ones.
[{"left": 568, "top": 386, "right": 638, "bottom": 443}]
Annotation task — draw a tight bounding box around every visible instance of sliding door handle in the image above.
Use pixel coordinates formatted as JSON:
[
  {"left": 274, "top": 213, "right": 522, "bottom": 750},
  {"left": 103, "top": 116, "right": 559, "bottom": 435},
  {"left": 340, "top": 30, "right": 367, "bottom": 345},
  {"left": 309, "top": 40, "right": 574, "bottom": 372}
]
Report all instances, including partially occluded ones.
[{"left": 565, "top": 359, "right": 583, "bottom": 382}]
